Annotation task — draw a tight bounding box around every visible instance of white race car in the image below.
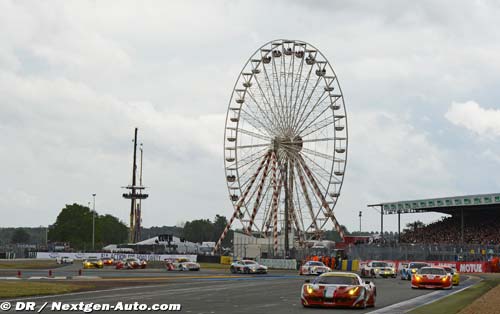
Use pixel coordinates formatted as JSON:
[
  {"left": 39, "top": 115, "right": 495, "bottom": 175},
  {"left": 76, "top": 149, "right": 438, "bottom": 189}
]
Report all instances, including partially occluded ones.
[
  {"left": 360, "top": 261, "right": 396, "bottom": 278},
  {"left": 165, "top": 259, "right": 201, "bottom": 271},
  {"left": 56, "top": 256, "right": 74, "bottom": 264},
  {"left": 300, "top": 261, "right": 332, "bottom": 276}
]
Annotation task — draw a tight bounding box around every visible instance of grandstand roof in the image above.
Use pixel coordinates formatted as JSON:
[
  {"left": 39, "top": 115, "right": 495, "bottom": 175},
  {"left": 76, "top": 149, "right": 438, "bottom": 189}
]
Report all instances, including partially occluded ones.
[{"left": 368, "top": 192, "right": 500, "bottom": 215}]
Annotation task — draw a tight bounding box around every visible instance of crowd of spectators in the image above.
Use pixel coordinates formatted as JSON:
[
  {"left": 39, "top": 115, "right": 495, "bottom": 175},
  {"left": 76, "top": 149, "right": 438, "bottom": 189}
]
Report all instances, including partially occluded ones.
[{"left": 400, "top": 213, "right": 500, "bottom": 245}]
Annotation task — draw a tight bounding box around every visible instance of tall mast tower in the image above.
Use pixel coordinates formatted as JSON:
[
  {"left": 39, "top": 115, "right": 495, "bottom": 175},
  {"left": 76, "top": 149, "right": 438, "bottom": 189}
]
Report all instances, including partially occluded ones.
[{"left": 122, "top": 128, "right": 149, "bottom": 243}]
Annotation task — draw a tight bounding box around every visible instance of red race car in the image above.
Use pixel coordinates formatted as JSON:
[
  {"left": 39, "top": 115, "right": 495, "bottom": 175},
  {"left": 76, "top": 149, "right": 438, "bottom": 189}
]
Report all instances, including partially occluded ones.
[
  {"left": 102, "top": 257, "right": 115, "bottom": 266},
  {"left": 115, "top": 258, "right": 147, "bottom": 269},
  {"left": 301, "top": 272, "right": 376, "bottom": 309},
  {"left": 411, "top": 267, "right": 452, "bottom": 289}
]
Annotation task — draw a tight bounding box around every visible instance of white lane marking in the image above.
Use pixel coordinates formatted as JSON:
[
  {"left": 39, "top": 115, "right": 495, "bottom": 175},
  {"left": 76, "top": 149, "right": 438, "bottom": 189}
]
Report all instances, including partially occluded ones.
[
  {"left": 3, "top": 278, "right": 286, "bottom": 304},
  {"left": 367, "top": 277, "right": 481, "bottom": 314}
]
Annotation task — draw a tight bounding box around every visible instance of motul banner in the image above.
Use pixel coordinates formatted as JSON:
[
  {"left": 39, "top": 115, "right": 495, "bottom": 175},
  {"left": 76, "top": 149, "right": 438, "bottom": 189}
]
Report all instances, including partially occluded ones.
[
  {"left": 456, "top": 262, "right": 485, "bottom": 273},
  {"left": 361, "top": 260, "right": 487, "bottom": 273}
]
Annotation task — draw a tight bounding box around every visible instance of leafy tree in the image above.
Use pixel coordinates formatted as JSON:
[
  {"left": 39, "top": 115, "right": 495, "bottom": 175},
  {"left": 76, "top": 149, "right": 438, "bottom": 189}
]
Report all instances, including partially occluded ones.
[
  {"left": 48, "top": 203, "right": 128, "bottom": 250},
  {"left": 181, "top": 215, "right": 233, "bottom": 245},
  {"left": 96, "top": 215, "right": 128, "bottom": 247},
  {"left": 404, "top": 220, "right": 425, "bottom": 232},
  {"left": 183, "top": 219, "right": 214, "bottom": 243},
  {"left": 324, "top": 225, "right": 349, "bottom": 242},
  {"left": 212, "top": 215, "right": 233, "bottom": 247},
  {"left": 11, "top": 228, "right": 30, "bottom": 244}
]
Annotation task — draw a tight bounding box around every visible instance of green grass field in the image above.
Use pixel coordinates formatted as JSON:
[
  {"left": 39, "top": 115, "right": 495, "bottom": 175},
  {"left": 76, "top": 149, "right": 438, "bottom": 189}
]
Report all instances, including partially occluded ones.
[
  {"left": 0, "top": 260, "right": 59, "bottom": 269},
  {"left": 0, "top": 281, "right": 92, "bottom": 298},
  {"left": 409, "top": 276, "right": 500, "bottom": 314},
  {"left": 198, "top": 262, "right": 229, "bottom": 270}
]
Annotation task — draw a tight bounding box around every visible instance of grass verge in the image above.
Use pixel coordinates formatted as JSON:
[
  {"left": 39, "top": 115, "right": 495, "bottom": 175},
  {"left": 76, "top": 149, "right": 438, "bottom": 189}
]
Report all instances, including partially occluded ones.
[
  {"left": 0, "top": 281, "right": 93, "bottom": 298},
  {"left": 409, "top": 277, "right": 500, "bottom": 314},
  {"left": 198, "top": 262, "right": 229, "bottom": 270},
  {"left": 0, "top": 260, "right": 59, "bottom": 269}
]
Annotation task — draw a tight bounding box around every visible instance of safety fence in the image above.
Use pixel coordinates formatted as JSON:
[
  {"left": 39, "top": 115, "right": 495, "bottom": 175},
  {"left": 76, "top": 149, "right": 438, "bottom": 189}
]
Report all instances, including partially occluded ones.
[{"left": 347, "top": 244, "right": 500, "bottom": 262}]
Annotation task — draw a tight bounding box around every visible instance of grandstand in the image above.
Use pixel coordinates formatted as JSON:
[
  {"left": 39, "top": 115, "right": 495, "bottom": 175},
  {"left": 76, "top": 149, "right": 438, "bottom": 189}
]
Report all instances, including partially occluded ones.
[{"left": 368, "top": 193, "right": 500, "bottom": 245}]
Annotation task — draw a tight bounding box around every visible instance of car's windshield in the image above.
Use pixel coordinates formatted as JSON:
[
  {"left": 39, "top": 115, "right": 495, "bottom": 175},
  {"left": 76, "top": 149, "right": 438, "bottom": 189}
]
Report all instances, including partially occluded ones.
[
  {"left": 443, "top": 267, "right": 454, "bottom": 273},
  {"left": 244, "top": 261, "right": 257, "bottom": 265},
  {"left": 314, "top": 275, "right": 359, "bottom": 285},
  {"left": 308, "top": 262, "right": 324, "bottom": 266},
  {"left": 418, "top": 268, "right": 446, "bottom": 275},
  {"left": 410, "top": 263, "right": 428, "bottom": 269},
  {"left": 372, "top": 262, "right": 388, "bottom": 267}
]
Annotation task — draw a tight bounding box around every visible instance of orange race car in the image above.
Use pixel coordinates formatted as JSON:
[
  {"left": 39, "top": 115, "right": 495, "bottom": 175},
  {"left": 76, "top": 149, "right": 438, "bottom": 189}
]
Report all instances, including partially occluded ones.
[{"left": 411, "top": 267, "right": 452, "bottom": 289}]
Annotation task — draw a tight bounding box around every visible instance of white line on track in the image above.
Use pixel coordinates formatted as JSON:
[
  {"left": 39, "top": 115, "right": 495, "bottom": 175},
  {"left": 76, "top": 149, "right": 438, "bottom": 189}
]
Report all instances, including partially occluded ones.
[{"left": 367, "top": 276, "right": 482, "bottom": 314}]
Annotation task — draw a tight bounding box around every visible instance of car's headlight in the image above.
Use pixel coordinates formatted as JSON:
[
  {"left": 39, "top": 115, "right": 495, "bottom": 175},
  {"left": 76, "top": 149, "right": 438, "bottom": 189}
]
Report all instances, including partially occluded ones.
[
  {"left": 348, "top": 287, "right": 359, "bottom": 295},
  {"left": 306, "top": 285, "right": 314, "bottom": 294},
  {"left": 374, "top": 268, "right": 379, "bottom": 272},
  {"left": 411, "top": 269, "right": 416, "bottom": 273},
  {"left": 415, "top": 275, "right": 421, "bottom": 281}
]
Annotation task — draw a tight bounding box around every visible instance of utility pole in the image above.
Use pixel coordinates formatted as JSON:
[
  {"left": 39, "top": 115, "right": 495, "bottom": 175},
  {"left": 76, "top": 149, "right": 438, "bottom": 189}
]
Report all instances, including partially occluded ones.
[
  {"left": 359, "top": 211, "right": 362, "bottom": 232},
  {"left": 92, "top": 193, "right": 96, "bottom": 251}
]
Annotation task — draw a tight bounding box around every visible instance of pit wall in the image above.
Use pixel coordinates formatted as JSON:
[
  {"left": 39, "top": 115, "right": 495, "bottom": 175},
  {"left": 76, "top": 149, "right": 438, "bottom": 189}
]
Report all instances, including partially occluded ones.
[{"left": 359, "top": 260, "right": 490, "bottom": 273}]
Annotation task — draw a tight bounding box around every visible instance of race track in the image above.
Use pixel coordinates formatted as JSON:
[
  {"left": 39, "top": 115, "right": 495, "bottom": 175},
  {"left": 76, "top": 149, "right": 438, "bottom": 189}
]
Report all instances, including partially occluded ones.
[{"left": 0, "top": 264, "right": 477, "bottom": 314}]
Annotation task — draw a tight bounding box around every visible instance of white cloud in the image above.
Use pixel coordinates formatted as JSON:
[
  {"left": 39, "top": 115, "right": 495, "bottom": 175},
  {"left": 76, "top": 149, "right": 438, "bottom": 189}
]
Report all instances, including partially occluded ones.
[
  {"left": 445, "top": 101, "right": 500, "bottom": 137},
  {"left": 335, "top": 110, "right": 453, "bottom": 232},
  {"left": 1, "top": 0, "right": 500, "bottom": 233}
]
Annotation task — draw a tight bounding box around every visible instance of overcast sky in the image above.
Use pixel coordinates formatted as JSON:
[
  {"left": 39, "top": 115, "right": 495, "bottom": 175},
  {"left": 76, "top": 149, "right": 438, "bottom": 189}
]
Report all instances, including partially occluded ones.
[{"left": 2, "top": 1, "right": 500, "bottom": 234}]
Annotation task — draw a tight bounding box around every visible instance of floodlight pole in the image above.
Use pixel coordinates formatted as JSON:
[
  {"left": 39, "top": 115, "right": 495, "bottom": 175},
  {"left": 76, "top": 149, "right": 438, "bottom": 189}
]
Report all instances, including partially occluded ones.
[
  {"left": 397, "top": 210, "right": 401, "bottom": 242},
  {"left": 358, "top": 211, "right": 362, "bottom": 232},
  {"left": 380, "top": 207, "right": 384, "bottom": 242},
  {"left": 92, "top": 193, "right": 96, "bottom": 251},
  {"left": 367, "top": 204, "right": 384, "bottom": 243}
]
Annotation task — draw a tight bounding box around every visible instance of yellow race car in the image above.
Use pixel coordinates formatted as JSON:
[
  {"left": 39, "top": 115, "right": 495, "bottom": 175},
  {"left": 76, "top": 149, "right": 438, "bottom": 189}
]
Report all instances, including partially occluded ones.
[
  {"left": 443, "top": 266, "right": 460, "bottom": 285},
  {"left": 82, "top": 257, "right": 104, "bottom": 269}
]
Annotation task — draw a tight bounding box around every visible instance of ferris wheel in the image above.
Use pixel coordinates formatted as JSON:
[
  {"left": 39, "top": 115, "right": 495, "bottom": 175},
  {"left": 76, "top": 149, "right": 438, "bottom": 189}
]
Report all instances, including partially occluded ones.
[{"left": 215, "top": 39, "right": 348, "bottom": 252}]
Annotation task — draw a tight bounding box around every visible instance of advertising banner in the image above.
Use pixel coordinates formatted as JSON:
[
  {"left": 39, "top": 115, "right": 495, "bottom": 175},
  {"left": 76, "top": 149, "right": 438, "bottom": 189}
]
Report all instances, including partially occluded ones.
[{"left": 36, "top": 252, "right": 197, "bottom": 262}]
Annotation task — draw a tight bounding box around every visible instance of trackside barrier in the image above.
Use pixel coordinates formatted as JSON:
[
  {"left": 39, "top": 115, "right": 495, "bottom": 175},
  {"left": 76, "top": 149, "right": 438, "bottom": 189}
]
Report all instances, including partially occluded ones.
[
  {"left": 36, "top": 252, "right": 197, "bottom": 262},
  {"left": 341, "top": 260, "right": 359, "bottom": 271},
  {"left": 257, "top": 258, "right": 297, "bottom": 270},
  {"left": 360, "top": 260, "right": 489, "bottom": 273},
  {"left": 220, "top": 256, "right": 233, "bottom": 265}
]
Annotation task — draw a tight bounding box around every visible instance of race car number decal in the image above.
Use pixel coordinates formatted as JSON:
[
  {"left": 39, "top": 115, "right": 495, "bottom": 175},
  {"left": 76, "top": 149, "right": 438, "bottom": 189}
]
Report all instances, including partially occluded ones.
[{"left": 324, "top": 287, "right": 336, "bottom": 298}]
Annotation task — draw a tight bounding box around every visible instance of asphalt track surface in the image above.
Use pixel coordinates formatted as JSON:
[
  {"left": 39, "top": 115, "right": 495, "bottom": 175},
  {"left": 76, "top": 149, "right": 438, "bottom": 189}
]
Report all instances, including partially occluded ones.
[{"left": 0, "top": 264, "right": 476, "bottom": 314}]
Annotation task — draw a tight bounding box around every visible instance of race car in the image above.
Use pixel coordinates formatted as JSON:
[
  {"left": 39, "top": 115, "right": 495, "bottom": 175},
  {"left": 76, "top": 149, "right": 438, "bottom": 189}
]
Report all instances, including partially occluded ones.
[
  {"left": 300, "top": 261, "right": 332, "bottom": 276},
  {"left": 82, "top": 257, "right": 103, "bottom": 269},
  {"left": 230, "top": 260, "right": 268, "bottom": 274},
  {"left": 115, "top": 258, "right": 147, "bottom": 269},
  {"left": 165, "top": 258, "right": 200, "bottom": 271},
  {"left": 443, "top": 266, "right": 460, "bottom": 286},
  {"left": 301, "top": 272, "right": 376, "bottom": 308},
  {"left": 101, "top": 257, "right": 115, "bottom": 266},
  {"left": 400, "top": 262, "right": 430, "bottom": 280},
  {"left": 56, "top": 256, "right": 74, "bottom": 264},
  {"left": 411, "top": 267, "right": 452, "bottom": 289},
  {"left": 360, "top": 261, "right": 396, "bottom": 278}
]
